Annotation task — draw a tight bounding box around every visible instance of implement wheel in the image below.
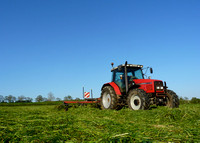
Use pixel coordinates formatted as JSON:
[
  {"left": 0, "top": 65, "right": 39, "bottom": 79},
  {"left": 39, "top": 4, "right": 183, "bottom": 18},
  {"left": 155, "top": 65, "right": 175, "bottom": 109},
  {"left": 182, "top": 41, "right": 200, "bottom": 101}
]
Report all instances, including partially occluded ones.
[
  {"left": 127, "top": 89, "right": 150, "bottom": 110},
  {"left": 100, "top": 86, "right": 117, "bottom": 110},
  {"left": 166, "top": 89, "right": 179, "bottom": 108}
]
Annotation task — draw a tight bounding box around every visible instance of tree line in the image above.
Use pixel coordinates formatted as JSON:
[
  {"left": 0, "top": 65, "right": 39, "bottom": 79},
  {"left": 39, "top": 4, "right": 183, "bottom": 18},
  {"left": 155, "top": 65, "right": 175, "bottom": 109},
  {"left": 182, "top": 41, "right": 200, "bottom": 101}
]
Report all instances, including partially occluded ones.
[
  {"left": 179, "top": 97, "right": 200, "bottom": 104},
  {"left": 0, "top": 92, "right": 81, "bottom": 103},
  {"left": 0, "top": 94, "right": 199, "bottom": 104},
  {"left": 0, "top": 95, "right": 33, "bottom": 103}
]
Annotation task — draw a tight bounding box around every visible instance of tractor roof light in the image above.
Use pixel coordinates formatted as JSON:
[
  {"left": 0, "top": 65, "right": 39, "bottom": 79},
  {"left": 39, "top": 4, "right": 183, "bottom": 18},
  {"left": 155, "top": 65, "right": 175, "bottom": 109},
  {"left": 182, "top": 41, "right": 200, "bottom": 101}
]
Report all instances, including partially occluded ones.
[
  {"left": 111, "top": 62, "right": 114, "bottom": 67},
  {"left": 111, "top": 64, "right": 143, "bottom": 71}
]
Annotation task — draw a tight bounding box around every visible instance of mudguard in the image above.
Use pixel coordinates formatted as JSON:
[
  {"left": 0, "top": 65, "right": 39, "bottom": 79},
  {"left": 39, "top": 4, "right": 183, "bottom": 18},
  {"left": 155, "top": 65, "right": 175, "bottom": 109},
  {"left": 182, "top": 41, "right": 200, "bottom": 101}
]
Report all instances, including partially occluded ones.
[{"left": 101, "top": 82, "right": 122, "bottom": 95}]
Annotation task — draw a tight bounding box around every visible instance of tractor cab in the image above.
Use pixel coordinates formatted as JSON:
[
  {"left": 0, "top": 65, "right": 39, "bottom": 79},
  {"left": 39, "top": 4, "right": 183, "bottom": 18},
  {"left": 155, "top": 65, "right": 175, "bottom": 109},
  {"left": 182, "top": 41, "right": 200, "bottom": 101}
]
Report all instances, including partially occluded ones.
[{"left": 111, "top": 64, "right": 144, "bottom": 93}]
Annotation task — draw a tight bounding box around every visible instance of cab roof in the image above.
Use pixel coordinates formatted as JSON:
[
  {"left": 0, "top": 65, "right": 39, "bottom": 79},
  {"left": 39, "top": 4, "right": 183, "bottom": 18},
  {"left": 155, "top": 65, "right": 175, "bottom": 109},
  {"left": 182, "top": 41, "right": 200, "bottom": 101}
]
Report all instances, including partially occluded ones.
[{"left": 111, "top": 64, "right": 143, "bottom": 72}]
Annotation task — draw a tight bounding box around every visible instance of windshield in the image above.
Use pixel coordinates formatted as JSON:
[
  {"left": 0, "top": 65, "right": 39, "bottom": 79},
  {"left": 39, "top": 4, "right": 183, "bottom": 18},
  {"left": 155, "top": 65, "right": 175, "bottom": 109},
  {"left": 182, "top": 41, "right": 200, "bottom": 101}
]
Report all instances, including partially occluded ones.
[
  {"left": 127, "top": 68, "right": 144, "bottom": 80},
  {"left": 112, "top": 67, "right": 144, "bottom": 83}
]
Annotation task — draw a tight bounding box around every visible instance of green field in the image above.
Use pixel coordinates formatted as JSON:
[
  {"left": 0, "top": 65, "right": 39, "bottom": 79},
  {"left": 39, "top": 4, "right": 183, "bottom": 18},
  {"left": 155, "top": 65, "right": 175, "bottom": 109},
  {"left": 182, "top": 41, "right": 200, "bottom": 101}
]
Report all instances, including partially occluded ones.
[{"left": 0, "top": 103, "right": 200, "bottom": 142}]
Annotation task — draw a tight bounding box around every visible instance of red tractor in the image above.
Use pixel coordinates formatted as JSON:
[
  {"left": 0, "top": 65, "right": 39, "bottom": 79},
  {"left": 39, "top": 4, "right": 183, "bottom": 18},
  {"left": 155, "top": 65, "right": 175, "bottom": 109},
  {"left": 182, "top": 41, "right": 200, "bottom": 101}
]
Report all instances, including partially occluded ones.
[{"left": 100, "top": 61, "right": 179, "bottom": 110}]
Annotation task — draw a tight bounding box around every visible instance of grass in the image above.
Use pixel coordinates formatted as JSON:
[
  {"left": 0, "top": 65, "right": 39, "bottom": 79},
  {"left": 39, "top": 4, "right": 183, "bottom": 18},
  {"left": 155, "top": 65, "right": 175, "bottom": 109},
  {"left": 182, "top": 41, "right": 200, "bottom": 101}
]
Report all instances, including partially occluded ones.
[
  {"left": 0, "top": 103, "right": 200, "bottom": 142},
  {"left": 0, "top": 101, "right": 63, "bottom": 106}
]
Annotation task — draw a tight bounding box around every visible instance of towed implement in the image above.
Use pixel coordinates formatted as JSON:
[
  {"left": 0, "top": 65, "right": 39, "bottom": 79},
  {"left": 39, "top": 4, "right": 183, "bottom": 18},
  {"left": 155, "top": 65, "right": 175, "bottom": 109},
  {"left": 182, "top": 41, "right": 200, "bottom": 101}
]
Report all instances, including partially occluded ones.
[{"left": 64, "top": 61, "right": 179, "bottom": 110}]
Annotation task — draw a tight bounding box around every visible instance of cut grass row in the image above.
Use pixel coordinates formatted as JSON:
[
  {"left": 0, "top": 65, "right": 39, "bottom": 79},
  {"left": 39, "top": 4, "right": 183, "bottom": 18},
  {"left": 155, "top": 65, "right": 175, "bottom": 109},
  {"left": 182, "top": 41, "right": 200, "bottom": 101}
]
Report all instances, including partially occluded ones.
[
  {"left": 0, "top": 101, "right": 63, "bottom": 106},
  {"left": 0, "top": 104, "right": 200, "bottom": 142}
]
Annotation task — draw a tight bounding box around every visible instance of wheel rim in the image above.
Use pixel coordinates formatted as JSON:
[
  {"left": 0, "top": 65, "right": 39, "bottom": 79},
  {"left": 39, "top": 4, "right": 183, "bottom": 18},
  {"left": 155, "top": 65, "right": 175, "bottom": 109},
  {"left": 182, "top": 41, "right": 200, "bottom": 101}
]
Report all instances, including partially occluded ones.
[
  {"left": 130, "top": 95, "right": 141, "bottom": 110},
  {"left": 102, "top": 93, "right": 111, "bottom": 109}
]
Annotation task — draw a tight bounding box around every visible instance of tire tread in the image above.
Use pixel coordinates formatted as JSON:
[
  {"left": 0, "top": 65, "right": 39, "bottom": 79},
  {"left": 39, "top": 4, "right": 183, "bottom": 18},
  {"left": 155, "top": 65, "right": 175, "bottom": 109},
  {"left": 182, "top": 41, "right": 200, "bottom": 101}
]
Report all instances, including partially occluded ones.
[
  {"left": 100, "top": 86, "right": 117, "bottom": 110},
  {"left": 127, "top": 88, "right": 150, "bottom": 110},
  {"left": 166, "top": 89, "right": 179, "bottom": 108}
]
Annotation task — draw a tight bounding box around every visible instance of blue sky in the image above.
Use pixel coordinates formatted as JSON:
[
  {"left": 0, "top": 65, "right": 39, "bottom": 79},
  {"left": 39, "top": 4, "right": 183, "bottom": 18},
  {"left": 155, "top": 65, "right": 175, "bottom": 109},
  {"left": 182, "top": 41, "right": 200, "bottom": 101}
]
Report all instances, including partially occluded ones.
[{"left": 0, "top": 0, "right": 200, "bottom": 100}]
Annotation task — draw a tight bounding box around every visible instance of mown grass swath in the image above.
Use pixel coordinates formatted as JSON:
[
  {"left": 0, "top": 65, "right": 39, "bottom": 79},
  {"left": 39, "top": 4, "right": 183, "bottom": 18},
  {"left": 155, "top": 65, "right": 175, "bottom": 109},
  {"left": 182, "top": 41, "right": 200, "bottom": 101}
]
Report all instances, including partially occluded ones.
[
  {"left": 0, "top": 103, "right": 200, "bottom": 142},
  {"left": 0, "top": 101, "right": 63, "bottom": 106}
]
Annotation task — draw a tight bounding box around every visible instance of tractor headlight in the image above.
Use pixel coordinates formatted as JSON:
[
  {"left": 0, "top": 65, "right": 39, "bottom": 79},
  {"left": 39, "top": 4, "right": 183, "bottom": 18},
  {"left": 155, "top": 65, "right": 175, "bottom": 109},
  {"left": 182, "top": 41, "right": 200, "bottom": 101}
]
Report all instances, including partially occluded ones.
[
  {"left": 154, "top": 81, "right": 164, "bottom": 91},
  {"left": 156, "top": 86, "right": 163, "bottom": 90}
]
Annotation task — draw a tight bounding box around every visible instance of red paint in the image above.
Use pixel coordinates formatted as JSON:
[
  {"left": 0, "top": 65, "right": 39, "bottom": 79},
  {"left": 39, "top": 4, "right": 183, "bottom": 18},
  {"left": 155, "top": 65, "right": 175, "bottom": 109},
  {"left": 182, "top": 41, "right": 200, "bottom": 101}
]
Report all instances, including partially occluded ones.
[
  {"left": 104, "top": 80, "right": 165, "bottom": 95},
  {"left": 133, "top": 79, "right": 164, "bottom": 93},
  {"left": 103, "top": 82, "right": 122, "bottom": 95}
]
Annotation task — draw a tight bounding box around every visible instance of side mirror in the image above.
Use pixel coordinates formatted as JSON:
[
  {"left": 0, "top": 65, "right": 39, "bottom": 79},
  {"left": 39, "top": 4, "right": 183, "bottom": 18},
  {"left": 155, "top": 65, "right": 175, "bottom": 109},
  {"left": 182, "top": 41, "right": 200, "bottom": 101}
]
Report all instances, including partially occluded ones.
[{"left": 150, "top": 68, "right": 153, "bottom": 74}]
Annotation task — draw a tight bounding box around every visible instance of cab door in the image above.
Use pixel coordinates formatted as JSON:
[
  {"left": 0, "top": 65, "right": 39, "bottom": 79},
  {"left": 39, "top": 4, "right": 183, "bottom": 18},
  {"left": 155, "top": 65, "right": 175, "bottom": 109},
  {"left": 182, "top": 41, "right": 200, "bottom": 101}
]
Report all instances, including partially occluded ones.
[{"left": 112, "top": 70, "right": 126, "bottom": 93}]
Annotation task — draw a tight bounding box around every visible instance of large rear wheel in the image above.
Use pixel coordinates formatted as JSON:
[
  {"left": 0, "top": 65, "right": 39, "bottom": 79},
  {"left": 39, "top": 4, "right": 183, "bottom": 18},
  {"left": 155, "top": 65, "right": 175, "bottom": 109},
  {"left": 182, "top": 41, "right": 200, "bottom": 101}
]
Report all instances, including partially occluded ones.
[
  {"left": 127, "top": 89, "right": 150, "bottom": 110},
  {"left": 166, "top": 89, "right": 179, "bottom": 108},
  {"left": 100, "top": 86, "right": 117, "bottom": 110}
]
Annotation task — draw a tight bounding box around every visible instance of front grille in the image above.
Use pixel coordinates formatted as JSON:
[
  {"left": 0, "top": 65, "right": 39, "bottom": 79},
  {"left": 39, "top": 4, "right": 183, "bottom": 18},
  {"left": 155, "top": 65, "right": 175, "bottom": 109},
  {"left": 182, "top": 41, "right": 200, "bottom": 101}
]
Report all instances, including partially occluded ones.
[{"left": 154, "top": 81, "right": 164, "bottom": 91}]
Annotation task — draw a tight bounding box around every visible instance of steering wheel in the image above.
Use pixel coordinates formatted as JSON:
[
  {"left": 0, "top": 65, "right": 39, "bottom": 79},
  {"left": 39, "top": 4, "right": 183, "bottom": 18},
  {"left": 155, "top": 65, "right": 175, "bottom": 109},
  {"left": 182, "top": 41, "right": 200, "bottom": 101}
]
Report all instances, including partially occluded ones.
[{"left": 129, "top": 76, "right": 138, "bottom": 81}]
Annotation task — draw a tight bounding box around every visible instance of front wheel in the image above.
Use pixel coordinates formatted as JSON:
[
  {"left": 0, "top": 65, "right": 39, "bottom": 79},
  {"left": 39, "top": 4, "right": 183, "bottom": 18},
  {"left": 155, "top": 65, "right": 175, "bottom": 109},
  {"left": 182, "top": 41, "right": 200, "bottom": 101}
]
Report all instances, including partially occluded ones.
[
  {"left": 166, "top": 89, "right": 179, "bottom": 108},
  {"left": 127, "top": 89, "right": 150, "bottom": 110}
]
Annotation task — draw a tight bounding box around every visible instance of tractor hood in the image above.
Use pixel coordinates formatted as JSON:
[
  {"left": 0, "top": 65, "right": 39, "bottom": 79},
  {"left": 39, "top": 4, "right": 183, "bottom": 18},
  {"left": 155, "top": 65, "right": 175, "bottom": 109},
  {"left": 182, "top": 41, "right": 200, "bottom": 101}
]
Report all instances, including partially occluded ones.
[
  {"left": 133, "top": 79, "right": 162, "bottom": 85},
  {"left": 133, "top": 79, "right": 164, "bottom": 93}
]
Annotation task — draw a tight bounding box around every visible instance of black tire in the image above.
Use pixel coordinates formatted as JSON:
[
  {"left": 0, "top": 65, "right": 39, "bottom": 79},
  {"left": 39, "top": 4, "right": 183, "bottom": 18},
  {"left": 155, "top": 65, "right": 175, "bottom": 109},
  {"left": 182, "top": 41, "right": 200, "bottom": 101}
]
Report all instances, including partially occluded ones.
[
  {"left": 166, "top": 89, "right": 179, "bottom": 108},
  {"left": 127, "top": 89, "right": 150, "bottom": 110},
  {"left": 100, "top": 86, "right": 117, "bottom": 110}
]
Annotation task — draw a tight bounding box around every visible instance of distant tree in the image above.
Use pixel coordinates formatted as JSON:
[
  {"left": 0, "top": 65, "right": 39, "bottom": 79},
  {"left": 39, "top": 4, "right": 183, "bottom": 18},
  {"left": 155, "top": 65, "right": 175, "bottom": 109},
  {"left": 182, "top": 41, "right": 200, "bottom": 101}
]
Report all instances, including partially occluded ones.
[
  {"left": 8, "top": 95, "right": 13, "bottom": 103},
  {"left": 64, "top": 95, "right": 73, "bottom": 101},
  {"left": 75, "top": 97, "right": 80, "bottom": 101},
  {"left": 56, "top": 97, "right": 61, "bottom": 101},
  {"left": 18, "top": 95, "right": 26, "bottom": 102},
  {"left": 12, "top": 96, "right": 16, "bottom": 102},
  {"left": 47, "top": 92, "right": 55, "bottom": 101},
  {"left": 26, "top": 97, "right": 33, "bottom": 102},
  {"left": 179, "top": 96, "right": 189, "bottom": 104},
  {"left": 5, "top": 95, "right": 16, "bottom": 103},
  {"left": 190, "top": 97, "right": 200, "bottom": 104},
  {"left": 4, "top": 96, "right": 8, "bottom": 102},
  {"left": 15, "top": 96, "right": 32, "bottom": 103},
  {"left": 0, "top": 95, "right": 4, "bottom": 103},
  {"left": 7, "top": 95, "right": 12, "bottom": 102},
  {"left": 35, "top": 95, "right": 43, "bottom": 102},
  {"left": 43, "top": 97, "right": 48, "bottom": 102}
]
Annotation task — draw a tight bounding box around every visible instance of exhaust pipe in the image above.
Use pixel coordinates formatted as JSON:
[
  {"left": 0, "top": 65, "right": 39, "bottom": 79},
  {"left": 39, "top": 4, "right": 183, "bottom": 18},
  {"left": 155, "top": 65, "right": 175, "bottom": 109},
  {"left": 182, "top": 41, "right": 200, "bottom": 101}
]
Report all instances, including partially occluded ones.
[{"left": 124, "top": 61, "right": 128, "bottom": 95}]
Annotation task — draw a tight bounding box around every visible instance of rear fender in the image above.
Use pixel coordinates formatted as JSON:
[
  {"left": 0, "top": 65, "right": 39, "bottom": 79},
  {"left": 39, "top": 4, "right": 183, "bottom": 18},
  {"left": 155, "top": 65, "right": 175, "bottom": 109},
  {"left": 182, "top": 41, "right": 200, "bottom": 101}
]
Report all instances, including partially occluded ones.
[{"left": 101, "top": 82, "right": 122, "bottom": 95}]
